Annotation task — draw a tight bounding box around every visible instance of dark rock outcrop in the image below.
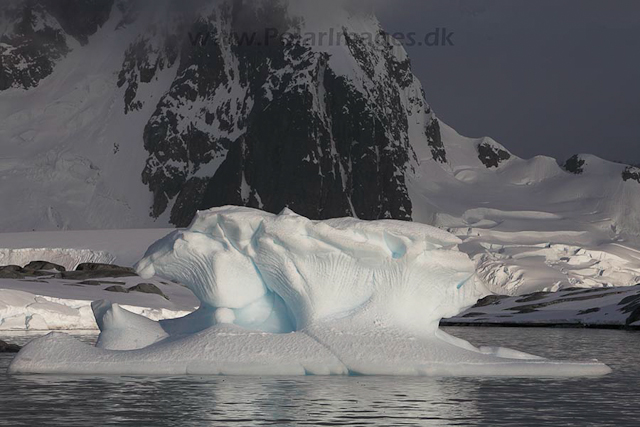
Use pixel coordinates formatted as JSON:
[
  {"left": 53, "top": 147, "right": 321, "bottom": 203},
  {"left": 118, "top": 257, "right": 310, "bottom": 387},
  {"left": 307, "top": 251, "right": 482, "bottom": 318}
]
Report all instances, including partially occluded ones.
[
  {"left": 426, "top": 119, "right": 448, "bottom": 164},
  {"left": 577, "top": 307, "right": 600, "bottom": 315},
  {"left": 75, "top": 263, "right": 136, "bottom": 274},
  {"left": 78, "top": 280, "right": 126, "bottom": 286},
  {"left": 563, "top": 155, "right": 586, "bottom": 174},
  {"left": 0, "top": 340, "right": 21, "bottom": 353},
  {"left": 0, "top": 265, "right": 27, "bottom": 279},
  {"left": 619, "top": 294, "right": 640, "bottom": 325},
  {"left": 138, "top": 1, "right": 434, "bottom": 226},
  {"left": 0, "top": 264, "right": 60, "bottom": 278},
  {"left": 473, "top": 294, "right": 510, "bottom": 307},
  {"left": 128, "top": 283, "right": 168, "bottom": 299},
  {"left": 104, "top": 285, "right": 129, "bottom": 293},
  {"left": 477, "top": 142, "right": 511, "bottom": 168},
  {"left": 57, "top": 271, "right": 134, "bottom": 280},
  {"left": 23, "top": 261, "right": 66, "bottom": 272},
  {"left": 54, "top": 263, "right": 137, "bottom": 280},
  {"left": 0, "top": 0, "right": 114, "bottom": 91},
  {"left": 622, "top": 166, "right": 640, "bottom": 184}
]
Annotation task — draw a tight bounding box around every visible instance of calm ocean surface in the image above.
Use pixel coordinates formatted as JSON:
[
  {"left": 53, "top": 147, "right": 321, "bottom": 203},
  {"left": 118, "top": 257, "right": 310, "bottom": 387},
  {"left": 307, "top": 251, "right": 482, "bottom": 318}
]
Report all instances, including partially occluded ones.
[{"left": 1, "top": 327, "right": 638, "bottom": 426}]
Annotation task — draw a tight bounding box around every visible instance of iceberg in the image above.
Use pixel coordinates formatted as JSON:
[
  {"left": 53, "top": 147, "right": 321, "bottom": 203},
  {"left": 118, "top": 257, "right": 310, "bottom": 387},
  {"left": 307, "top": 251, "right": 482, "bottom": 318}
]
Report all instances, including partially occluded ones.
[{"left": 8, "top": 207, "right": 611, "bottom": 376}]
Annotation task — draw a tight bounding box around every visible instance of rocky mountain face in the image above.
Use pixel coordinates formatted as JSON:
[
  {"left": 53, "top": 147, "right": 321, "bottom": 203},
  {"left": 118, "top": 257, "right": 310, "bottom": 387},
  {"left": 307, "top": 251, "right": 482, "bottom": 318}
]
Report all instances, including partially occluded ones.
[
  {"left": 0, "top": 0, "right": 113, "bottom": 90},
  {"left": 0, "top": 0, "right": 446, "bottom": 227},
  {"left": 130, "top": 0, "right": 446, "bottom": 226}
]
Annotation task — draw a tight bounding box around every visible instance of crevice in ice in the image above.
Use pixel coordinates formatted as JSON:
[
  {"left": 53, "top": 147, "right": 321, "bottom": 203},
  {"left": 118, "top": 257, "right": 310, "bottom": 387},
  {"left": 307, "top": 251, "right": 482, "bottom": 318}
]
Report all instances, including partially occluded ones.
[
  {"left": 457, "top": 275, "right": 473, "bottom": 290},
  {"left": 383, "top": 231, "right": 407, "bottom": 259}
]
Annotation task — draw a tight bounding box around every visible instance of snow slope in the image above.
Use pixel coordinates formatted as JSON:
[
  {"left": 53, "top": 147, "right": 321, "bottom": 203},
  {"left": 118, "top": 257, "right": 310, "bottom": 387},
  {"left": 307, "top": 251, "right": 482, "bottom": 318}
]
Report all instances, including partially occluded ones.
[
  {"left": 0, "top": 1, "right": 179, "bottom": 231},
  {"left": 0, "top": 228, "right": 196, "bottom": 331},
  {"left": 0, "top": 228, "right": 197, "bottom": 331},
  {"left": 445, "top": 285, "right": 640, "bottom": 328},
  {"left": 408, "top": 122, "right": 640, "bottom": 295},
  {"left": 0, "top": 276, "right": 197, "bottom": 331},
  {"left": 8, "top": 207, "right": 611, "bottom": 376}
]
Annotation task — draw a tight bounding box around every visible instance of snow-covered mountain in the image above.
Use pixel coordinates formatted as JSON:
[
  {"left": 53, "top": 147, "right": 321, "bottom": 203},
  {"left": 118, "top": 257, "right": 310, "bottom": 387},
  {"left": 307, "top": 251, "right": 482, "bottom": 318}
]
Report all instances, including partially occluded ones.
[
  {"left": 1, "top": 0, "right": 639, "bottom": 295},
  {"left": 1, "top": 0, "right": 442, "bottom": 229}
]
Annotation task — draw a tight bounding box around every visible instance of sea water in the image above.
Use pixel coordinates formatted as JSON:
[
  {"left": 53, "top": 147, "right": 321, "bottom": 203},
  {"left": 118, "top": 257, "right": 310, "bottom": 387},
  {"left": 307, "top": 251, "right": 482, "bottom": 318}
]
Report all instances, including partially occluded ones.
[{"left": 0, "top": 327, "right": 637, "bottom": 426}]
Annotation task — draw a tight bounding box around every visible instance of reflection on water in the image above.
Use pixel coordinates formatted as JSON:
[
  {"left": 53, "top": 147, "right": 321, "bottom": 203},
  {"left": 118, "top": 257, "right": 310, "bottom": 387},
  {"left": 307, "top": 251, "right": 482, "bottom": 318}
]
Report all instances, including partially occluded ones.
[{"left": 1, "top": 327, "right": 638, "bottom": 426}]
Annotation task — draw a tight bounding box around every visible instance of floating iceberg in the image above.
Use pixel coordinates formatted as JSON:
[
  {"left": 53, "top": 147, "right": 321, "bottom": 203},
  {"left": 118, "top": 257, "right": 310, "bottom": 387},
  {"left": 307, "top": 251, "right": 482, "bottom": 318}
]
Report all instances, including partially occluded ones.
[{"left": 9, "top": 207, "right": 611, "bottom": 376}]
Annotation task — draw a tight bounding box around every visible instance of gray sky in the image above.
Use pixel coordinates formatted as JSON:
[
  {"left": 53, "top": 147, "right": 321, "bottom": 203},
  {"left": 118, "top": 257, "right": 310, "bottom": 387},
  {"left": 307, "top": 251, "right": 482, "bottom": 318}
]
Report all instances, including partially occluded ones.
[{"left": 375, "top": 0, "right": 640, "bottom": 164}]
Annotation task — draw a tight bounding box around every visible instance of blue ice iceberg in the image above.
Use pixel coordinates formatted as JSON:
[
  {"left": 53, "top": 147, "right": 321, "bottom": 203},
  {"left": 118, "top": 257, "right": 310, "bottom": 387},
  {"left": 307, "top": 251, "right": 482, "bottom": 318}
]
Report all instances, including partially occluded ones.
[{"left": 9, "top": 207, "right": 611, "bottom": 376}]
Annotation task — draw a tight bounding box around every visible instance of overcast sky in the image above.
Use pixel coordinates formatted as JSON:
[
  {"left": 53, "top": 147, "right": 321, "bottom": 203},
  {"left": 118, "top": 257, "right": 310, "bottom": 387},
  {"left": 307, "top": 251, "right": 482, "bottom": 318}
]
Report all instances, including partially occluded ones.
[{"left": 375, "top": 0, "right": 640, "bottom": 164}]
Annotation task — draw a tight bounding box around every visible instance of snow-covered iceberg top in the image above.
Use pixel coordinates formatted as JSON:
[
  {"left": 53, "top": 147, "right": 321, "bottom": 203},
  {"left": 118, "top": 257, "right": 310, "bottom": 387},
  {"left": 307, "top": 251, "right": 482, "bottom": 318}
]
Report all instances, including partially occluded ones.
[{"left": 9, "top": 207, "right": 611, "bottom": 376}]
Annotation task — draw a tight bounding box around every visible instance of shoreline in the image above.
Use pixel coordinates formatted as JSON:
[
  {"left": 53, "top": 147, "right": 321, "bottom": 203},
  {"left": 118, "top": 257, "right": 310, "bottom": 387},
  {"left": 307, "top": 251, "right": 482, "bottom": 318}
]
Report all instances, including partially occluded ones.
[{"left": 441, "top": 321, "right": 640, "bottom": 331}]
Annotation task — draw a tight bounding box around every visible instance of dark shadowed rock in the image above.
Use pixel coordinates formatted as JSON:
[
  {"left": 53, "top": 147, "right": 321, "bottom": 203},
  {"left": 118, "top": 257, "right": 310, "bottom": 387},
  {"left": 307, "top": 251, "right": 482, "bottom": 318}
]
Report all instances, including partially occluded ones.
[
  {"left": 0, "top": 265, "right": 26, "bottom": 279},
  {"left": 0, "top": 0, "right": 115, "bottom": 91},
  {"left": 577, "top": 307, "right": 600, "bottom": 315},
  {"left": 23, "top": 261, "right": 66, "bottom": 272},
  {"left": 619, "top": 293, "right": 640, "bottom": 325},
  {"left": 515, "top": 292, "right": 552, "bottom": 303},
  {"left": 477, "top": 142, "right": 511, "bottom": 168},
  {"left": 57, "top": 270, "right": 137, "bottom": 280},
  {"left": 461, "top": 312, "right": 487, "bottom": 318},
  {"left": 622, "top": 166, "right": 640, "bottom": 184},
  {"left": 77, "top": 280, "right": 105, "bottom": 286},
  {"left": 104, "top": 285, "right": 129, "bottom": 293},
  {"left": 562, "top": 287, "right": 606, "bottom": 296},
  {"left": 136, "top": 1, "right": 430, "bottom": 227},
  {"left": 1, "top": 265, "right": 24, "bottom": 272},
  {"left": 0, "top": 271, "right": 24, "bottom": 279},
  {"left": 78, "top": 280, "right": 126, "bottom": 286},
  {"left": 0, "top": 340, "right": 20, "bottom": 353},
  {"left": 618, "top": 294, "right": 640, "bottom": 307},
  {"left": 75, "top": 263, "right": 136, "bottom": 274},
  {"left": 0, "top": 265, "right": 53, "bottom": 278},
  {"left": 473, "top": 295, "right": 510, "bottom": 307},
  {"left": 62, "top": 263, "right": 138, "bottom": 279},
  {"left": 563, "top": 155, "right": 586, "bottom": 174},
  {"left": 128, "top": 283, "right": 168, "bottom": 300},
  {"left": 626, "top": 306, "right": 640, "bottom": 326}
]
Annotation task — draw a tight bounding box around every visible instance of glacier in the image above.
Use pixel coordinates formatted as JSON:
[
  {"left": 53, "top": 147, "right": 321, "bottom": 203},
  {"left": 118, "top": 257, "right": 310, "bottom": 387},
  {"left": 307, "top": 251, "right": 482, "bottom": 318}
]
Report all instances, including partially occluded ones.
[{"left": 8, "top": 207, "right": 611, "bottom": 376}]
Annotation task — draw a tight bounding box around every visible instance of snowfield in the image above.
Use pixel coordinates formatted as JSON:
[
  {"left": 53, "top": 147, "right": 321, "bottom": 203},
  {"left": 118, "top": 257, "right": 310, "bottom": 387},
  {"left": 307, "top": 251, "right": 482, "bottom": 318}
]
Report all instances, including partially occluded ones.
[
  {"left": 0, "top": 229, "right": 198, "bottom": 331},
  {"left": 0, "top": 288, "right": 194, "bottom": 332},
  {"left": 0, "top": 275, "right": 197, "bottom": 332},
  {"left": 409, "top": 123, "right": 640, "bottom": 296},
  {"left": 8, "top": 207, "right": 611, "bottom": 377}
]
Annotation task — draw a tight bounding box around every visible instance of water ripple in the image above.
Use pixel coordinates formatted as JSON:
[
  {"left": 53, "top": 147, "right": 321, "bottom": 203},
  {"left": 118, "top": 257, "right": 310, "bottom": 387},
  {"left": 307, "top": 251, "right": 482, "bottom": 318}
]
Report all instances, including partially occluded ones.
[{"left": 0, "top": 327, "right": 638, "bottom": 426}]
